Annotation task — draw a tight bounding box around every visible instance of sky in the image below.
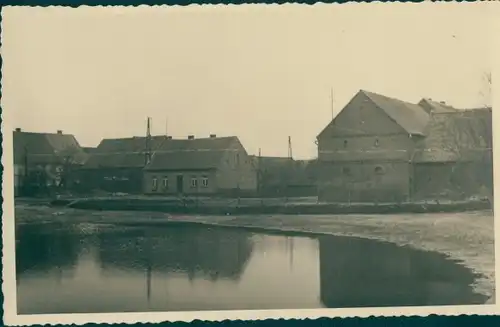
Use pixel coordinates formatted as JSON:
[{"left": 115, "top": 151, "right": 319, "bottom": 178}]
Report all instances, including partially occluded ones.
[{"left": 1, "top": 3, "right": 494, "bottom": 159}]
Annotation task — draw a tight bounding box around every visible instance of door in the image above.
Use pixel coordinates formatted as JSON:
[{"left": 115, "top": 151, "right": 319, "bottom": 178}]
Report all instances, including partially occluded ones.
[{"left": 176, "top": 175, "right": 184, "bottom": 194}]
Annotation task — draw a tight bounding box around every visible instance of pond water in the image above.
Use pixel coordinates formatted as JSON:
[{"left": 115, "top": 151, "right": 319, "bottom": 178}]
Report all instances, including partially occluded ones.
[{"left": 15, "top": 223, "right": 486, "bottom": 314}]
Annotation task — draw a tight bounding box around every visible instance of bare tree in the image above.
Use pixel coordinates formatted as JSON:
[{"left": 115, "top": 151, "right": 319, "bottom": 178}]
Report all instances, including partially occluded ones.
[{"left": 55, "top": 146, "right": 85, "bottom": 192}]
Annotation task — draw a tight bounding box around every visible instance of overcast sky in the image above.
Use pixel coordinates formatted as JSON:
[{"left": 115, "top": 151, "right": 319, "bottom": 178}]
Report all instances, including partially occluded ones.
[{"left": 2, "top": 3, "right": 494, "bottom": 159}]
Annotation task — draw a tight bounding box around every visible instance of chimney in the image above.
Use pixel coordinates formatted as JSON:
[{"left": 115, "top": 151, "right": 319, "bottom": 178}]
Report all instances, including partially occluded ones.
[
  {"left": 15, "top": 128, "right": 21, "bottom": 132},
  {"left": 57, "top": 130, "right": 63, "bottom": 135},
  {"left": 167, "top": 136, "right": 173, "bottom": 140},
  {"left": 210, "top": 134, "right": 217, "bottom": 138},
  {"left": 188, "top": 135, "right": 195, "bottom": 140},
  {"left": 440, "top": 101, "right": 446, "bottom": 105}
]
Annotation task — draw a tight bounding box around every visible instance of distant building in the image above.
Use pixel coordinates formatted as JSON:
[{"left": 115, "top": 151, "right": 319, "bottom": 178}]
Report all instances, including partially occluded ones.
[
  {"left": 250, "top": 156, "right": 317, "bottom": 197},
  {"left": 82, "top": 146, "right": 98, "bottom": 154},
  {"left": 316, "top": 90, "right": 428, "bottom": 203},
  {"left": 143, "top": 135, "right": 257, "bottom": 196},
  {"left": 412, "top": 108, "right": 492, "bottom": 201},
  {"left": 13, "top": 128, "right": 88, "bottom": 196},
  {"left": 315, "top": 89, "right": 492, "bottom": 203},
  {"left": 79, "top": 135, "right": 167, "bottom": 194}
]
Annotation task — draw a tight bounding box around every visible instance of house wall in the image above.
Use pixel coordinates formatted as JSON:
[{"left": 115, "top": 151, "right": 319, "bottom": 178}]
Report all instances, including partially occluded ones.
[
  {"left": 412, "top": 161, "right": 493, "bottom": 201},
  {"left": 78, "top": 168, "right": 144, "bottom": 194},
  {"left": 215, "top": 142, "right": 258, "bottom": 195},
  {"left": 142, "top": 139, "right": 257, "bottom": 197},
  {"left": 317, "top": 161, "right": 410, "bottom": 203},
  {"left": 143, "top": 170, "right": 217, "bottom": 195},
  {"left": 316, "top": 92, "right": 416, "bottom": 203}
]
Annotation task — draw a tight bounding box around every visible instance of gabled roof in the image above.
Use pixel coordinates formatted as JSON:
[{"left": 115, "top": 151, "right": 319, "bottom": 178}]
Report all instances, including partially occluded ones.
[
  {"left": 144, "top": 136, "right": 242, "bottom": 171},
  {"left": 144, "top": 150, "right": 229, "bottom": 171},
  {"left": 94, "top": 136, "right": 168, "bottom": 154},
  {"left": 413, "top": 108, "right": 492, "bottom": 163},
  {"left": 361, "top": 90, "right": 430, "bottom": 135},
  {"left": 13, "top": 130, "right": 87, "bottom": 165},
  {"left": 155, "top": 136, "right": 238, "bottom": 152}
]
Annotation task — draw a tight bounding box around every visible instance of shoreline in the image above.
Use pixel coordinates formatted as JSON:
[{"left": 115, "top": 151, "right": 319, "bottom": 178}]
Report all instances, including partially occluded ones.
[
  {"left": 14, "top": 204, "right": 495, "bottom": 305},
  {"left": 47, "top": 196, "right": 492, "bottom": 215}
]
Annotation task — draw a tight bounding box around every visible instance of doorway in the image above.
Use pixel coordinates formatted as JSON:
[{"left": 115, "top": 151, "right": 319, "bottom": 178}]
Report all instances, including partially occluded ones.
[{"left": 176, "top": 175, "right": 184, "bottom": 194}]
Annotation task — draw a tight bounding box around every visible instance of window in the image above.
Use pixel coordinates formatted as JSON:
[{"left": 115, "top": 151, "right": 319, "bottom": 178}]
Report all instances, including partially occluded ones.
[
  {"left": 374, "top": 138, "right": 379, "bottom": 147},
  {"left": 202, "top": 176, "right": 209, "bottom": 187},
  {"left": 191, "top": 176, "right": 198, "bottom": 188},
  {"left": 342, "top": 167, "right": 351, "bottom": 176},
  {"left": 163, "top": 177, "right": 169, "bottom": 190},
  {"left": 343, "top": 140, "right": 348, "bottom": 148},
  {"left": 374, "top": 166, "right": 384, "bottom": 175},
  {"left": 152, "top": 177, "right": 158, "bottom": 191}
]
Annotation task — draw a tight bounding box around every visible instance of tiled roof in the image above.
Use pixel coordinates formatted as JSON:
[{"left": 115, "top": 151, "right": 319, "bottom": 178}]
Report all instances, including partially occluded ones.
[
  {"left": 155, "top": 136, "right": 238, "bottom": 152},
  {"left": 413, "top": 108, "right": 492, "bottom": 163},
  {"left": 145, "top": 150, "right": 229, "bottom": 171},
  {"left": 361, "top": 90, "right": 430, "bottom": 135},
  {"left": 82, "top": 136, "right": 168, "bottom": 169},
  {"left": 94, "top": 136, "right": 168, "bottom": 154},
  {"left": 13, "top": 130, "right": 87, "bottom": 165},
  {"left": 144, "top": 136, "right": 241, "bottom": 171},
  {"left": 90, "top": 135, "right": 239, "bottom": 171}
]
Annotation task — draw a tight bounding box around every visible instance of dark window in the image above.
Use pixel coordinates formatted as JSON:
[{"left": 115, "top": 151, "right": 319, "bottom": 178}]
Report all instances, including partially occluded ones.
[
  {"left": 342, "top": 167, "right": 351, "bottom": 175},
  {"left": 343, "top": 140, "right": 348, "bottom": 148},
  {"left": 202, "top": 176, "right": 209, "bottom": 187},
  {"left": 375, "top": 166, "right": 384, "bottom": 175},
  {"left": 374, "top": 138, "right": 379, "bottom": 147},
  {"left": 163, "top": 177, "right": 169, "bottom": 190}
]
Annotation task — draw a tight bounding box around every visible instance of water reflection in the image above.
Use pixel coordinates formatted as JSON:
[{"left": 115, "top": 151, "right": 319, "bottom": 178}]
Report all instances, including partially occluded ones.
[
  {"left": 97, "top": 227, "right": 252, "bottom": 282},
  {"left": 16, "top": 224, "right": 320, "bottom": 314},
  {"left": 318, "top": 235, "right": 487, "bottom": 307},
  {"left": 15, "top": 223, "right": 485, "bottom": 314}
]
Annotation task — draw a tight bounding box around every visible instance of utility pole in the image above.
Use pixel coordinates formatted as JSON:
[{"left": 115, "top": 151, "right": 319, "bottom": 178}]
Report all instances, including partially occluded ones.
[
  {"left": 257, "top": 148, "right": 262, "bottom": 196},
  {"left": 165, "top": 118, "right": 168, "bottom": 136},
  {"left": 288, "top": 136, "right": 293, "bottom": 159}
]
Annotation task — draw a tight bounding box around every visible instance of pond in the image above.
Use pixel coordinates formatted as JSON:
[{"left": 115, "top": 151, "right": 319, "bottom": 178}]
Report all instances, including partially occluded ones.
[{"left": 15, "top": 223, "right": 487, "bottom": 314}]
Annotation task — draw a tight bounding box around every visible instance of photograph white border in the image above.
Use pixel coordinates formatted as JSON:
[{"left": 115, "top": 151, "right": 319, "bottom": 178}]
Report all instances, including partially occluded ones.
[{"left": 2, "top": 2, "right": 500, "bottom": 325}]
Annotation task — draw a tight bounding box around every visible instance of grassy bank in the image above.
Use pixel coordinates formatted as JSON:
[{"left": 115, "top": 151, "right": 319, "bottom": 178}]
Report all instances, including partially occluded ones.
[
  {"left": 14, "top": 204, "right": 495, "bottom": 304},
  {"left": 48, "top": 196, "right": 492, "bottom": 215}
]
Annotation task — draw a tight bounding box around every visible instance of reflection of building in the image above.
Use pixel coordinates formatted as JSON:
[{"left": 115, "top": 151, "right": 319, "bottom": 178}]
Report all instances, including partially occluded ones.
[
  {"left": 318, "top": 235, "right": 486, "bottom": 307},
  {"left": 15, "top": 224, "right": 80, "bottom": 276},
  {"left": 97, "top": 226, "right": 254, "bottom": 281}
]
